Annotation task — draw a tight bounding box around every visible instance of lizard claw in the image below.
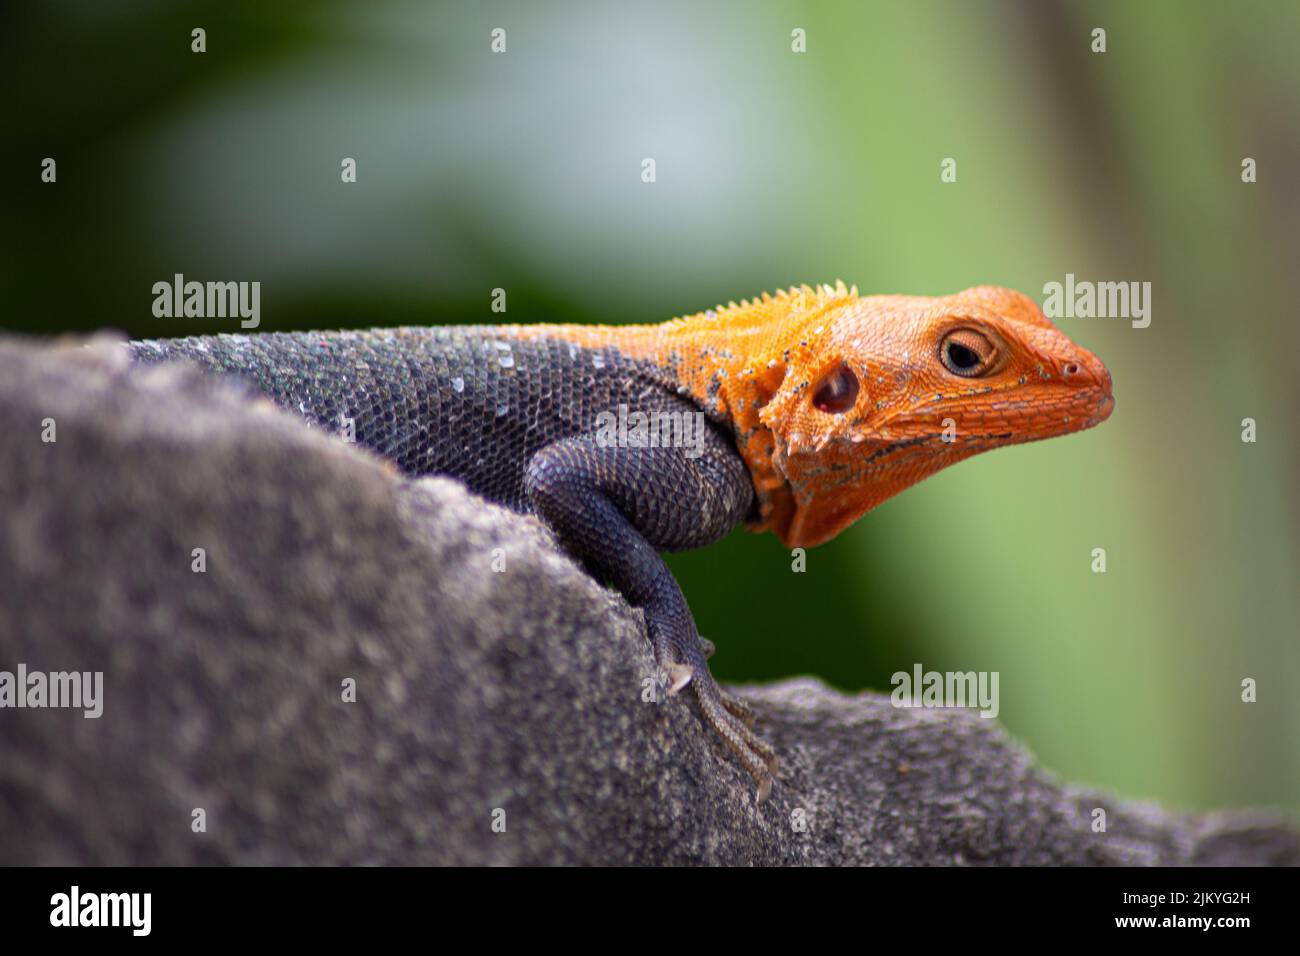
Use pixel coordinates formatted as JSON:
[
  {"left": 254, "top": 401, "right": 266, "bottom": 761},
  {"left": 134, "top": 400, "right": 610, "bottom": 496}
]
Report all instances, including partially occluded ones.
[{"left": 664, "top": 662, "right": 693, "bottom": 695}]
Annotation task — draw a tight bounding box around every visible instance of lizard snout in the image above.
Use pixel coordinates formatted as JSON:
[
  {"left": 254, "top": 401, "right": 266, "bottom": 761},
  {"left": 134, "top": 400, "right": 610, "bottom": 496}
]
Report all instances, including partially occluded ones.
[{"left": 1057, "top": 347, "right": 1114, "bottom": 423}]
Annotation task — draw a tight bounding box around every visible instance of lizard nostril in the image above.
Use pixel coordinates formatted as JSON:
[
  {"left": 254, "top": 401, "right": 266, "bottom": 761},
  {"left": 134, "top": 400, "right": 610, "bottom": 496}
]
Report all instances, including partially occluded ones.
[{"left": 1063, "top": 362, "right": 1080, "bottom": 376}]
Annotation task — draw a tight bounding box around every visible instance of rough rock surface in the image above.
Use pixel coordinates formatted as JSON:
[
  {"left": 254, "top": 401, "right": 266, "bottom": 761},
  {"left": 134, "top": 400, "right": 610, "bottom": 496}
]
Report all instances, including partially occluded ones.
[{"left": 0, "top": 336, "right": 1295, "bottom": 865}]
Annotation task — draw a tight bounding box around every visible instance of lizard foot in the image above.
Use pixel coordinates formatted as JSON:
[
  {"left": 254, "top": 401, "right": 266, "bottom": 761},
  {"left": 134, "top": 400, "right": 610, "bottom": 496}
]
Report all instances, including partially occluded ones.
[{"left": 655, "top": 633, "right": 777, "bottom": 801}]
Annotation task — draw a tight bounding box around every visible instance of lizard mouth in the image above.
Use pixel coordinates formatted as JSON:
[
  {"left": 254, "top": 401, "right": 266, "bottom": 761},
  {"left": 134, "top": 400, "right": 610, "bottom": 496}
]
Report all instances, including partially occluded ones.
[
  {"left": 1067, "top": 378, "right": 1114, "bottom": 431},
  {"left": 919, "top": 380, "right": 1115, "bottom": 441},
  {"left": 1038, "top": 383, "right": 1115, "bottom": 436},
  {"left": 1090, "top": 392, "right": 1116, "bottom": 427}
]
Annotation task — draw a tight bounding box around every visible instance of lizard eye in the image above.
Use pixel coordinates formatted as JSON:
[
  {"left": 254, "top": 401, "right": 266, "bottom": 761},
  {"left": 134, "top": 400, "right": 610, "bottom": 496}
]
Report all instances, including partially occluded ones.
[
  {"left": 811, "top": 362, "right": 859, "bottom": 414},
  {"left": 940, "top": 329, "right": 997, "bottom": 377}
]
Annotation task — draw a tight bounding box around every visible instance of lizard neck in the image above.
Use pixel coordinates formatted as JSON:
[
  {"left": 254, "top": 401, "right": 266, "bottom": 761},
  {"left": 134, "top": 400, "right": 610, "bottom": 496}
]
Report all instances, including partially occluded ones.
[
  {"left": 528, "top": 284, "right": 858, "bottom": 542},
  {"left": 655, "top": 286, "right": 862, "bottom": 542}
]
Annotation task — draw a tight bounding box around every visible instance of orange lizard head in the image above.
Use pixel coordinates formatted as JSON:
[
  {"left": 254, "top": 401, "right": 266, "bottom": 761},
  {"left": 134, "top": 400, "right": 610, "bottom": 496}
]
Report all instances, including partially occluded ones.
[{"left": 749, "top": 285, "right": 1114, "bottom": 547}]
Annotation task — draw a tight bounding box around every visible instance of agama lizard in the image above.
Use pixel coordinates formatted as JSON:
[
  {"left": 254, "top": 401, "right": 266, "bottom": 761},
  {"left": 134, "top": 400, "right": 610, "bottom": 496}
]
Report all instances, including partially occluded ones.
[{"left": 128, "top": 283, "right": 1114, "bottom": 801}]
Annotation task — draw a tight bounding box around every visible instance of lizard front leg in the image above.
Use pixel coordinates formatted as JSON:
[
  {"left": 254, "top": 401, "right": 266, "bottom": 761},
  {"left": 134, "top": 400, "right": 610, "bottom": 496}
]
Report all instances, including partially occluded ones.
[{"left": 524, "top": 428, "right": 778, "bottom": 801}]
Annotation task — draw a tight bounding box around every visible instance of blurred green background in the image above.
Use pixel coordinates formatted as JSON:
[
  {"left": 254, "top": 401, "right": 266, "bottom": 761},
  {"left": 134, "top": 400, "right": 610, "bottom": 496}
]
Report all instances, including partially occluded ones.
[{"left": 3, "top": 0, "right": 1296, "bottom": 813}]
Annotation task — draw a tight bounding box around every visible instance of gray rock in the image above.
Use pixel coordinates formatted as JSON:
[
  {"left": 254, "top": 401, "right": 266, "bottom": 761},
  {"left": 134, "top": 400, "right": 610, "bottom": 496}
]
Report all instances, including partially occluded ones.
[{"left": 0, "top": 336, "right": 1295, "bottom": 865}]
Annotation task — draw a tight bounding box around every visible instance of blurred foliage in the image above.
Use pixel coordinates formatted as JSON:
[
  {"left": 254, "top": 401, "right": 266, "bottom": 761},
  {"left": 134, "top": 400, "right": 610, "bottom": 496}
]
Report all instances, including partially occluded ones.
[{"left": 3, "top": 0, "right": 1296, "bottom": 813}]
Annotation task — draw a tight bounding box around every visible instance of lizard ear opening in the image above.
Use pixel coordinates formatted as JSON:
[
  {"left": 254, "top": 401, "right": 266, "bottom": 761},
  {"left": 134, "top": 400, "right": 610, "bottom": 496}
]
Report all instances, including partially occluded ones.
[{"left": 811, "top": 362, "right": 859, "bottom": 414}]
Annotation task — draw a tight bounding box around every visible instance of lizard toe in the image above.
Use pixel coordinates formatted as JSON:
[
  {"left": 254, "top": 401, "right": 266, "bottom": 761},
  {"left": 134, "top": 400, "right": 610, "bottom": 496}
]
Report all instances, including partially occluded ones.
[
  {"left": 720, "top": 688, "right": 757, "bottom": 728},
  {"left": 693, "top": 675, "right": 778, "bottom": 802}
]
